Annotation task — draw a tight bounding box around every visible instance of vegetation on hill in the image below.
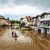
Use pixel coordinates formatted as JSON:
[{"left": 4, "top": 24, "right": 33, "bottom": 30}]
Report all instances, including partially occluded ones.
[{"left": 10, "top": 20, "right": 21, "bottom": 24}]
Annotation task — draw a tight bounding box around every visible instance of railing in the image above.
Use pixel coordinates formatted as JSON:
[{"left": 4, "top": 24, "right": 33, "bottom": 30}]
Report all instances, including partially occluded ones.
[{"left": 38, "top": 25, "right": 50, "bottom": 28}]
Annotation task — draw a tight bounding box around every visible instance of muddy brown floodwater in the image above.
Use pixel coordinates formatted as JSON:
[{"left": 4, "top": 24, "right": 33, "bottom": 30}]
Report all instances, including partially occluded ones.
[{"left": 0, "top": 28, "right": 50, "bottom": 50}]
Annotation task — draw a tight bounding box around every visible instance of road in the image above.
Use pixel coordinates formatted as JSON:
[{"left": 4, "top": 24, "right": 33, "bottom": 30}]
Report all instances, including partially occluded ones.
[{"left": 0, "top": 28, "right": 50, "bottom": 50}]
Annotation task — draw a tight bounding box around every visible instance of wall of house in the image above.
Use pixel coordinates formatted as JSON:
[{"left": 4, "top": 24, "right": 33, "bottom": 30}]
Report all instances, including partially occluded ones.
[
  {"left": 21, "top": 17, "right": 27, "bottom": 24},
  {"left": 47, "top": 29, "right": 50, "bottom": 34},
  {"left": 38, "top": 28, "right": 44, "bottom": 33},
  {"left": 44, "top": 15, "right": 50, "bottom": 19},
  {"left": 21, "top": 17, "right": 33, "bottom": 26},
  {"left": 33, "top": 18, "right": 37, "bottom": 26},
  {"left": 37, "top": 14, "right": 50, "bottom": 27}
]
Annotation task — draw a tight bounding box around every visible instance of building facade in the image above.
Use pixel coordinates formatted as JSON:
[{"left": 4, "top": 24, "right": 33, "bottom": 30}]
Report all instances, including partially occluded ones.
[
  {"left": 37, "top": 12, "right": 50, "bottom": 37},
  {"left": 20, "top": 16, "right": 33, "bottom": 27}
]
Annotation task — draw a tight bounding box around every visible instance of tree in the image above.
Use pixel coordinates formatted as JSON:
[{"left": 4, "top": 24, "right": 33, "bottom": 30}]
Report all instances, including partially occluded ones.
[{"left": 10, "top": 20, "right": 21, "bottom": 25}]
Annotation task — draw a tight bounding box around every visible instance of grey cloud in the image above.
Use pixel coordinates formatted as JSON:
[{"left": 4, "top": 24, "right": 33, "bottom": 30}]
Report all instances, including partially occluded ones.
[
  {"left": 0, "top": 0, "right": 50, "bottom": 10},
  {"left": 0, "top": 0, "right": 6, "bottom": 4},
  {"left": 14, "top": 0, "right": 50, "bottom": 8}
]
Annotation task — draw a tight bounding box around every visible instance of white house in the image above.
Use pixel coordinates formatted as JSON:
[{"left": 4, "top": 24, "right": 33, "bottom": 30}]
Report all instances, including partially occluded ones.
[
  {"left": 37, "top": 12, "right": 50, "bottom": 37},
  {"left": 20, "top": 16, "right": 33, "bottom": 27}
]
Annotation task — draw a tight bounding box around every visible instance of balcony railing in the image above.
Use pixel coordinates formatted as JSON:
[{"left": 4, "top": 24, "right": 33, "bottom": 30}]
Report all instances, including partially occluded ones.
[{"left": 38, "top": 25, "right": 50, "bottom": 28}]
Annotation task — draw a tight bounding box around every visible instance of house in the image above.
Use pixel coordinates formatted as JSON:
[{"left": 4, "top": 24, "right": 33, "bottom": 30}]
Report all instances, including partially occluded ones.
[
  {"left": 20, "top": 16, "right": 33, "bottom": 27},
  {"left": 25, "top": 16, "right": 33, "bottom": 26},
  {"left": 20, "top": 16, "right": 27, "bottom": 24},
  {"left": 32, "top": 15, "right": 39, "bottom": 26},
  {"left": 32, "top": 15, "right": 39, "bottom": 32},
  {"left": 37, "top": 12, "right": 50, "bottom": 37},
  {"left": 0, "top": 15, "right": 11, "bottom": 26}
]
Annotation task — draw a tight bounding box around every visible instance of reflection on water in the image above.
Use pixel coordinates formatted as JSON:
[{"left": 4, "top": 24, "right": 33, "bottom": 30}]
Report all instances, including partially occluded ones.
[
  {"left": 0, "top": 28, "right": 50, "bottom": 50},
  {"left": 15, "top": 37, "right": 17, "bottom": 41},
  {"left": 0, "top": 27, "right": 6, "bottom": 36}
]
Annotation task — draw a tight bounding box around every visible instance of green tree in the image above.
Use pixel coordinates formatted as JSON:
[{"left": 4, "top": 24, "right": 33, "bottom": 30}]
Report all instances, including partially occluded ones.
[{"left": 10, "top": 20, "right": 21, "bottom": 24}]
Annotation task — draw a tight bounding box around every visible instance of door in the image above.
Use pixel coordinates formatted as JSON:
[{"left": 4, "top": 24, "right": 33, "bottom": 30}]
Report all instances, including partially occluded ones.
[
  {"left": 38, "top": 29, "right": 41, "bottom": 35},
  {"left": 44, "top": 28, "right": 47, "bottom": 37}
]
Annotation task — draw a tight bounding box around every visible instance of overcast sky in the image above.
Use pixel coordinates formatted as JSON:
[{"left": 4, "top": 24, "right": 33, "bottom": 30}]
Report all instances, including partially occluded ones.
[{"left": 0, "top": 0, "right": 50, "bottom": 20}]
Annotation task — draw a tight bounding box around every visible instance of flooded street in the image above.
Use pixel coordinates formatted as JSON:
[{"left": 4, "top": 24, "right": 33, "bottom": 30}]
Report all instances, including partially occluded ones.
[{"left": 0, "top": 28, "right": 50, "bottom": 50}]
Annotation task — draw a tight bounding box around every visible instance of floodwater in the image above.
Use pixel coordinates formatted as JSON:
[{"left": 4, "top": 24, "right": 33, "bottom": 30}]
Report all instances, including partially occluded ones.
[{"left": 0, "top": 28, "right": 50, "bottom": 50}]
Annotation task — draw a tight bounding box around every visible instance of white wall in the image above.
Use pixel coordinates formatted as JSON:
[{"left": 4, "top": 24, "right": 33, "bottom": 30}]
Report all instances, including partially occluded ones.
[
  {"left": 47, "top": 29, "right": 50, "bottom": 34},
  {"left": 41, "top": 28, "right": 44, "bottom": 33},
  {"left": 44, "top": 15, "right": 50, "bottom": 19},
  {"left": 21, "top": 17, "right": 27, "bottom": 24}
]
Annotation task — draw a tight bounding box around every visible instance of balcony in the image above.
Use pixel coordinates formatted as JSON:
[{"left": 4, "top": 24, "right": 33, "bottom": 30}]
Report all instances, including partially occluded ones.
[{"left": 38, "top": 24, "right": 50, "bottom": 28}]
